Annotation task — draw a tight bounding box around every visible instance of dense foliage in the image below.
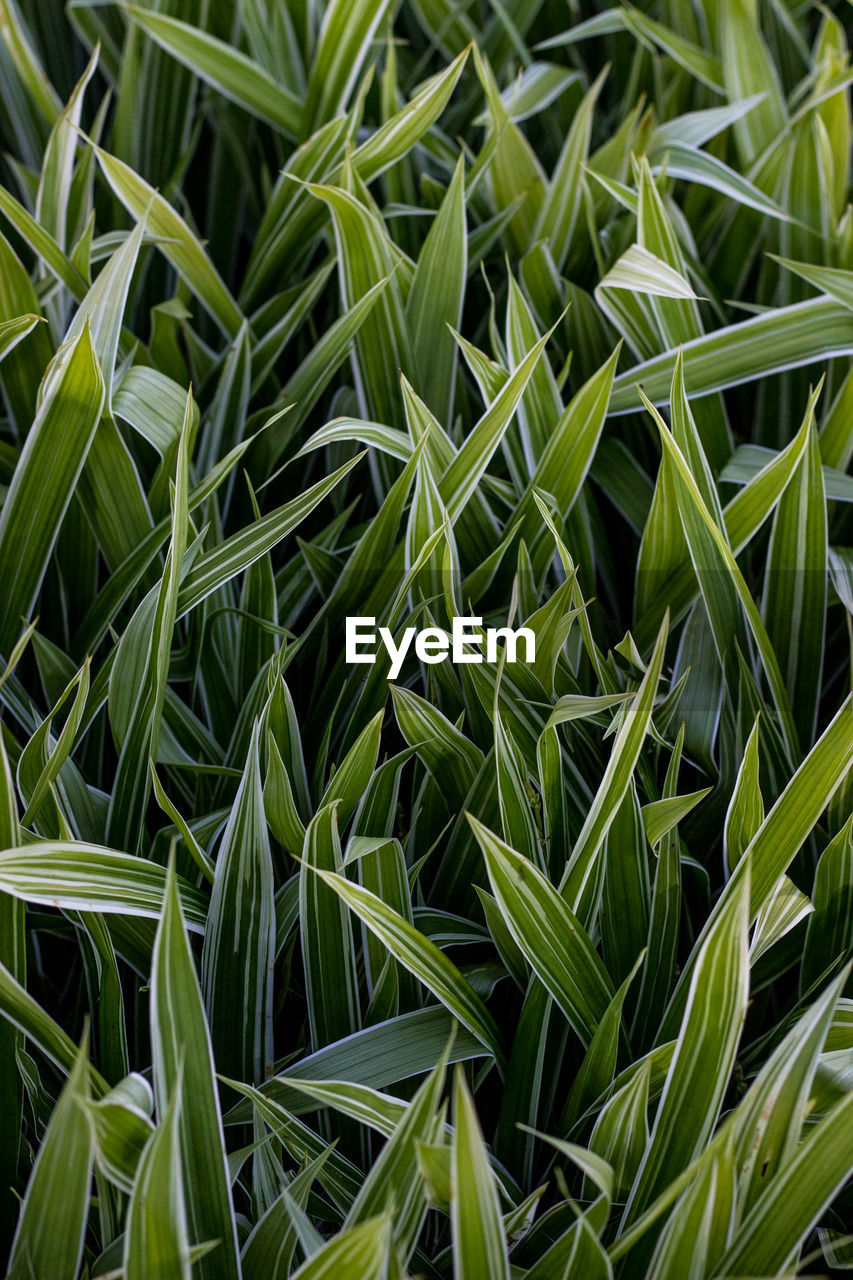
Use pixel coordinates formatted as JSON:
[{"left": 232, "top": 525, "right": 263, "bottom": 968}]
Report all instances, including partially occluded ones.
[{"left": 1, "top": 0, "right": 853, "bottom": 1275}]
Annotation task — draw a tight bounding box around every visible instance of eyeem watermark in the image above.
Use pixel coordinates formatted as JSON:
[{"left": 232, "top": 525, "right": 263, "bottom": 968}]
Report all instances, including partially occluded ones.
[{"left": 345, "top": 616, "right": 536, "bottom": 680}]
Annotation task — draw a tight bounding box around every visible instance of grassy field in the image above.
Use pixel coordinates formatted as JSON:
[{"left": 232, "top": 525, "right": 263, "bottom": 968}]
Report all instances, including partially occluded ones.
[{"left": 1, "top": 0, "right": 853, "bottom": 1275}]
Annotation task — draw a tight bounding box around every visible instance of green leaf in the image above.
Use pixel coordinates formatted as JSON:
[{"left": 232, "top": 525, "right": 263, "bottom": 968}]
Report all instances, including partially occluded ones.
[
  {"left": 716, "top": 1079, "right": 853, "bottom": 1274},
  {"left": 724, "top": 716, "right": 764, "bottom": 874},
  {"left": 0, "top": 327, "right": 104, "bottom": 654},
  {"left": 451, "top": 1067, "right": 510, "bottom": 1280},
  {"left": 469, "top": 816, "right": 614, "bottom": 1045},
  {"left": 439, "top": 328, "right": 551, "bottom": 520},
  {"left": 300, "top": 803, "right": 362, "bottom": 1052},
  {"left": 283, "top": 1076, "right": 407, "bottom": 1134},
  {"left": 106, "top": 387, "right": 191, "bottom": 850},
  {"left": 623, "top": 864, "right": 750, "bottom": 1221},
  {"left": 560, "top": 611, "right": 669, "bottom": 922},
  {"left": 202, "top": 722, "right": 275, "bottom": 1083},
  {"left": 306, "top": 181, "right": 412, "bottom": 431},
  {"left": 599, "top": 245, "right": 699, "bottom": 301},
  {"left": 304, "top": 0, "right": 394, "bottom": 129},
  {"left": 127, "top": 6, "right": 301, "bottom": 136},
  {"left": 762, "top": 418, "right": 828, "bottom": 747},
  {"left": 651, "top": 144, "right": 790, "bottom": 221},
  {"left": 7, "top": 1036, "right": 93, "bottom": 1280},
  {"left": 636, "top": 402, "right": 813, "bottom": 648},
  {"left": 640, "top": 371, "right": 799, "bottom": 758},
  {"left": 0, "top": 183, "right": 87, "bottom": 297},
  {"left": 735, "top": 968, "right": 847, "bottom": 1219},
  {"left": 663, "top": 695, "right": 853, "bottom": 1030},
  {"left": 610, "top": 299, "right": 853, "bottom": 413},
  {"left": 84, "top": 1073, "right": 155, "bottom": 1193},
  {"left": 176, "top": 453, "right": 364, "bottom": 616},
  {"left": 150, "top": 864, "right": 240, "bottom": 1280},
  {"left": 222, "top": 1078, "right": 366, "bottom": 1212},
  {"left": 644, "top": 1133, "right": 735, "bottom": 1280},
  {"left": 0, "top": 730, "right": 23, "bottom": 1251},
  {"left": 534, "top": 67, "right": 606, "bottom": 270},
  {"left": 19, "top": 655, "right": 90, "bottom": 827},
  {"left": 91, "top": 141, "right": 244, "bottom": 338},
  {"left": 641, "top": 788, "right": 711, "bottom": 848},
  {"left": 802, "top": 820, "right": 853, "bottom": 992},
  {"left": 227, "top": 1007, "right": 487, "bottom": 1121},
  {"left": 773, "top": 256, "right": 853, "bottom": 313},
  {"left": 729, "top": 697, "right": 853, "bottom": 920},
  {"left": 242, "top": 1153, "right": 331, "bottom": 1280},
  {"left": 719, "top": 0, "right": 787, "bottom": 165},
  {"left": 124, "top": 1078, "right": 191, "bottom": 1280},
  {"left": 515, "top": 345, "right": 620, "bottom": 574},
  {"left": 288, "top": 1215, "right": 392, "bottom": 1280},
  {"left": 391, "top": 685, "right": 483, "bottom": 809},
  {"left": 264, "top": 733, "right": 306, "bottom": 857},
  {"left": 0, "top": 842, "right": 207, "bottom": 927},
  {"left": 0, "top": 313, "right": 42, "bottom": 363},
  {"left": 588, "top": 1059, "right": 651, "bottom": 1197},
  {"left": 344, "top": 1051, "right": 447, "bottom": 1260},
  {"left": 563, "top": 954, "right": 644, "bottom": 1132},
  {"left": 354, "top": 47, "right": 470, "bottom": 181},
  {"left": 311, "top": 865, "right": 505, "bottom": 1065},
  {"left": 406, "top": 156, "right": 467, "bottom": 422},
  {"left": 320, "top": 709, "right": 384, "bottom": 828},
  {"left": 65, "top": 214, "right": 145, "bottom": 402},
  {"left": 0, "top": 956, "right": 106, "bottom": 1093},
  {"left": 539, "top": 6, "right": 724, "bottom": 91},
  {"left": 0, "top": 0, "right": 62, "bottom": 131}
]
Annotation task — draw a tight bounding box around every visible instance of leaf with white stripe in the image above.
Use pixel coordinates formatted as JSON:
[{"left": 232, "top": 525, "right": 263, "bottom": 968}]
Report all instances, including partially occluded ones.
[
  {"left": 150, "top": 864, "right": 240, "bottom": 1280},
  {"left": 127, "top": 7, "right": 301, "bottom": 136},
  {"left": 452, "top": 1068, "right": 510, "bottom": 1280},
  {"left": 0, "top": 843, "right": 207, "bottom": 929},
  {"left": 623, "top": 863, "right": 750, "bottom": 1222},
  {"left": 202, "top": 722, "right": 274, "bottom": 1084},
  {"left": 469, "top": 816, "right": 613, "bottom": 1046},
  {"left": 311, "top": 867, "right": 505, "bottom": 1065}
]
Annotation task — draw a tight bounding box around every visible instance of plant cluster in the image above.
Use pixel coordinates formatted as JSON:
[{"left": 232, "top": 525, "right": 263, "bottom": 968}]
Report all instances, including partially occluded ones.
[{"left": 0, "top": 0, "right": 852, "bottom": 1275}]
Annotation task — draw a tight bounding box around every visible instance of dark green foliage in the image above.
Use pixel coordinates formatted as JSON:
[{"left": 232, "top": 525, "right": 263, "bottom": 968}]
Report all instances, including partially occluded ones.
[{"left": 0, "top": 0, "right": 852, "bottom": 1274}]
